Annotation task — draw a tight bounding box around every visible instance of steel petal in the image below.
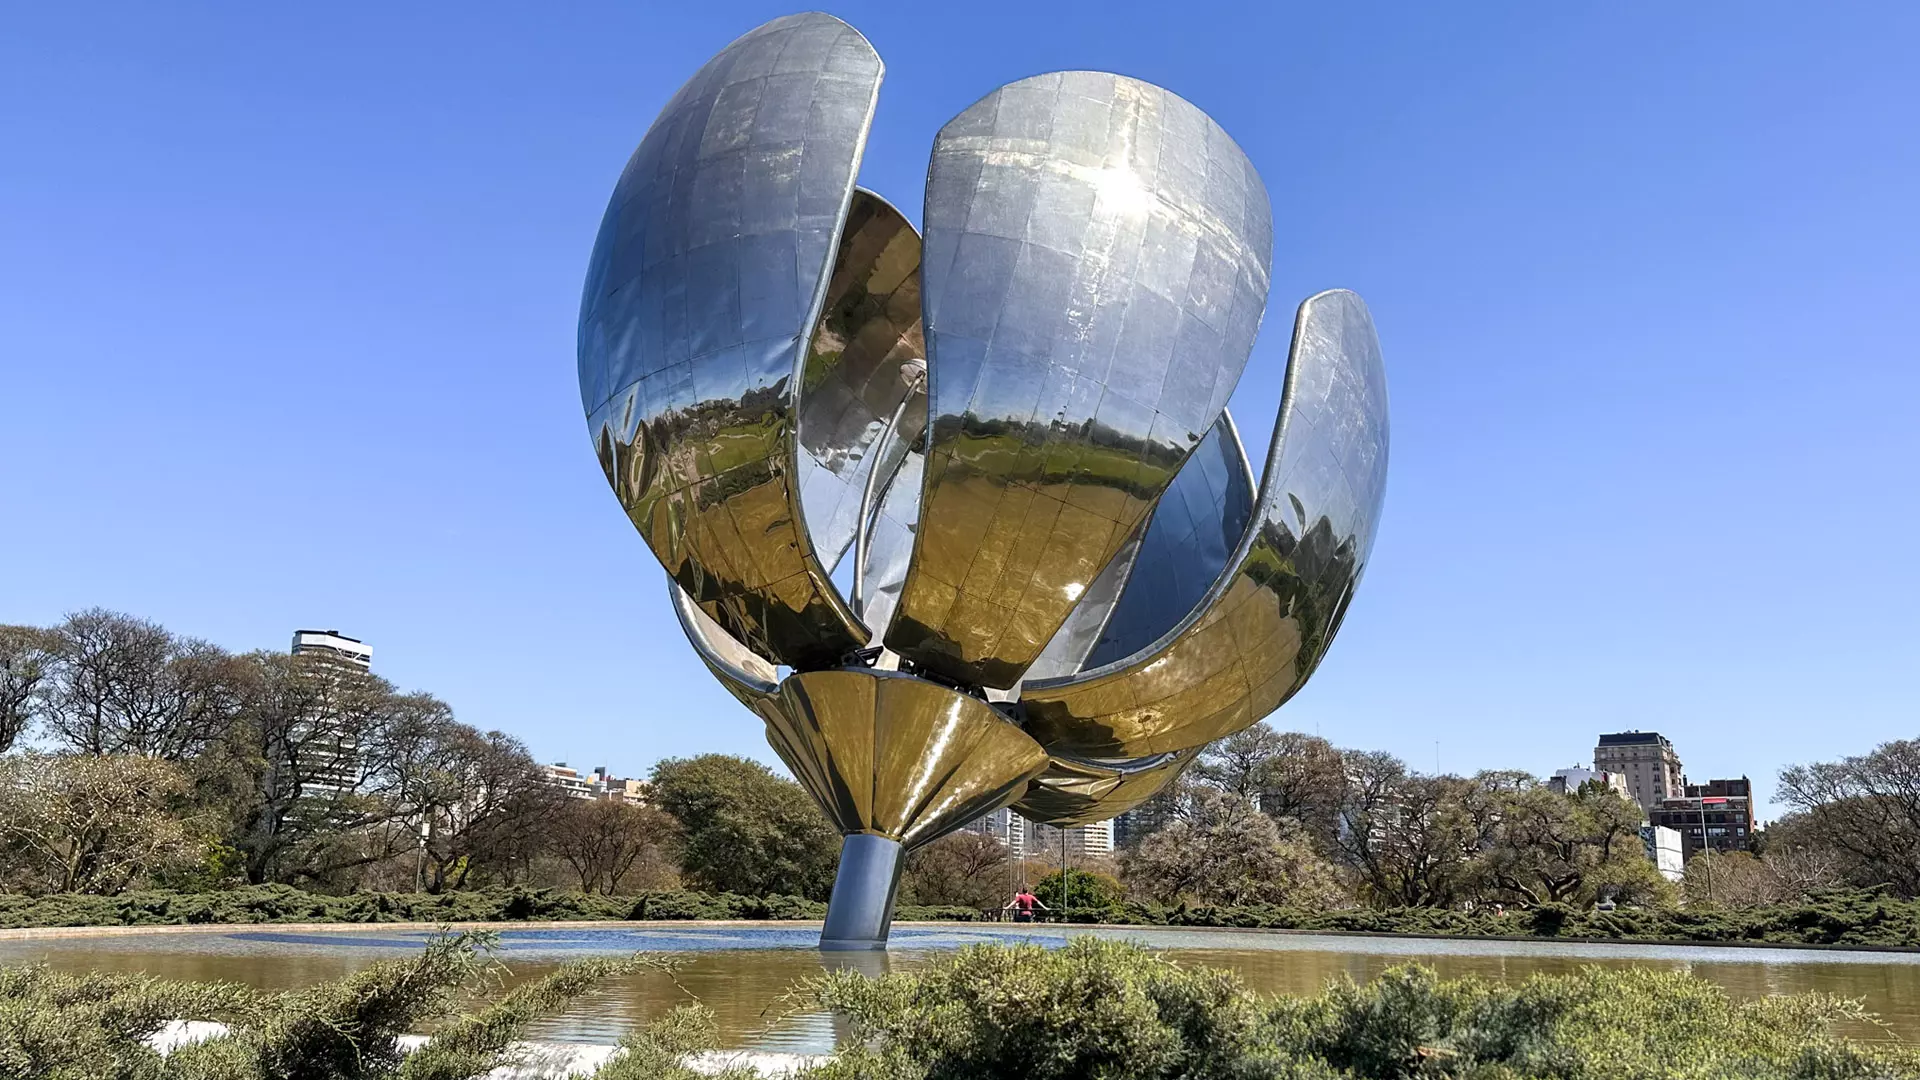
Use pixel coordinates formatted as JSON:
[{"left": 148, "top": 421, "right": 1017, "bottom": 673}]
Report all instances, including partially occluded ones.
[
  {"left": 885, "top": 71, "right": 1275, "bottom": 689},
  {"left": 1019, "top": 290, "right": 1389, "bottom": 758}
]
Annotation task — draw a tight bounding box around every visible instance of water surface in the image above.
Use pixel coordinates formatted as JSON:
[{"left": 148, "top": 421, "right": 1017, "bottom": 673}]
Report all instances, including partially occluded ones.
[{"left": 4, "top": 924, "right": 1915, "bottom": 1052}]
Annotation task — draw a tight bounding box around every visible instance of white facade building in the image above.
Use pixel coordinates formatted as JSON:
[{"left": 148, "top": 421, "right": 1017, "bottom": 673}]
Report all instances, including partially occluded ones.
[
  {"left": 1548, "top": 766, "right": 1631, "bottom": 799},
  {"left": 541, "top": 763, "right": 596, "bottom": 799},
  {"left": 1028, "top": 818, "right": 1115, "bottom": 859},
  {"left": 963, "top": 808, "right": 1113, "bottom": 858},
  {"left": 290, "top": 630, "right": 374, "bottom": 669},
  {"left": 288, "top": 630, "right": 372, "bottom": 797},
  {"left": 1641, "top": 824, "right": 1685, "bottom": 883},
  {"left": 963, "top": 807, "right": 1027, "bottom": 856}
]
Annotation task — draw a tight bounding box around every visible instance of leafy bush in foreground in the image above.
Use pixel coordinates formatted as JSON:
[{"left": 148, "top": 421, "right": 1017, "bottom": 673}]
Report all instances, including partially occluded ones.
[
  {"left": 0, "top": 932, "right": 661, "bottom": 1080},
  {"left": 805, "top": 939, "right": 1920, "bottom": 1079}
]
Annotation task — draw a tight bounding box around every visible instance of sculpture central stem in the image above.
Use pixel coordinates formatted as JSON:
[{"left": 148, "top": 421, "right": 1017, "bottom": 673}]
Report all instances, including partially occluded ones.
[{"left": 820, "top": 833, "right": 905, "bottom": 950}]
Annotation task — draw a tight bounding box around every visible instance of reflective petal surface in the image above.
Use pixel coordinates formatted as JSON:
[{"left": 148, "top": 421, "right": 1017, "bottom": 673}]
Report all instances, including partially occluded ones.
[
  {"left": 771, "top": 668, "right": 1050, "bottom": 847},
  {"left": 796, "top": 189, "right": 927, "bottom": 572},
  {"left": 580, "top": 13, "right": 882, "bottom": 669},
  {"left": 1019, "top": 290, "right": 1389, "bottom": 758},
  {"left": 1025, "top": 409, "right": 1255, "bottom": 681},
  {"left": 885, "top": 71, "right": 1275, "bottom": 689},
  {"left": 1012, "top": 748, "right": 1200, "bottom": 827},
  {"left": 854, "top": 445, "right": 923, "bottom": 632}
]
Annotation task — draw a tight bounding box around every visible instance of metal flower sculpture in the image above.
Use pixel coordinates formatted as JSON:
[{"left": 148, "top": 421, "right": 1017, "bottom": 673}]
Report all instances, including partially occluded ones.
[{"left": 578, "top": 13, "right": 1389, "bottom": 949}]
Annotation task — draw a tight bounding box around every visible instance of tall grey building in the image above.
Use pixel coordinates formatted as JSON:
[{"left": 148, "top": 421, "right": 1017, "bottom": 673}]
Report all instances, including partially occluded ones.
[
  {"left": 963, "top": 807, "right": 1029, "bottom": 857},
  {"left": 1114, "top": 790, "right": 1182, "bottom": 849},
  {"left": 962, "top": 808, "right": 1115, "bottom": 859},
  {"left": 1593, "top": 731, "right": 1684, "bottom": 812},
  {"left": 1026, "top": 818, "right": 1115, "bottom": 859},
  {"left": 289, "top": 630, "right": 373, "bottom": 797}
]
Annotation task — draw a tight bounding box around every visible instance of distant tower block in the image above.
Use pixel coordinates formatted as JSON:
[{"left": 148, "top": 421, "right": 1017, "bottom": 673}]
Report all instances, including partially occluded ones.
[{"left": 291, "top": 630, "right": 373, "bottom": 671}]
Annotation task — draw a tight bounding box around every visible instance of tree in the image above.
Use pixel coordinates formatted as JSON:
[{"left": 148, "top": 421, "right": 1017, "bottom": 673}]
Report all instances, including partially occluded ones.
[
  {"left": 648, "top": 754, "right": 840, "bottom": 899},
  {"left": 550, "top": 799, "right": 681, "bottom": 894},
  {"left": 1192, "top": 727, "right": 1348, "bottom": 848},
  {"left": 1123, "top": 788, "right": 1349, "bottom": 909},
  {"left": 0, "top": 753, "right": 202, "bottom": 893},
  {"left": 1680, "top": 845, "right": 1844, "bottom": 908},
  {"left": 397, "top": 724, "right": 562, "bottom": 892},
  {"left": 903, "top": 830, "right": 1010, "bottom": 908},
  {"left": 1034, "top": 867, "right": 1124, "bottom": 915},
  {"left": 211, "top": 678, "right": 527, "bottom": 891},
  {"left": 1191, "top": 725, "right": 1287, "bottom": 800},
  {"left": 37, "top": 609, "right": 245, "bottom": 760},
  {"left": 1472, "top": 780, "right": 1648, "bottom": 905},
  {"left": 206, "top": 651, "right": 411, "bottom": 885},
  {"left": 1779, "top": 739, "right": 1920, "bottom": 896},
  {"left": 0, "top": 624, "right": 52, "bottom": 752},
  {"left": 1254, "top": 730, "right": 1348, "bottom": 849},
  {"left": 1333, "top": 752, "right": 1482, "bottom": 908},
  {"left": 1750, "top": 819, "right": 1847, "bottom": 899}
]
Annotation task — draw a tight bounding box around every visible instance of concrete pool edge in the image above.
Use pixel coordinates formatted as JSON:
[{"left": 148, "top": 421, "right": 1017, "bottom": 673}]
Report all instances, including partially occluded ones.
[{"left": 2, "top": 918, "right": 1915, "bottom": 955}]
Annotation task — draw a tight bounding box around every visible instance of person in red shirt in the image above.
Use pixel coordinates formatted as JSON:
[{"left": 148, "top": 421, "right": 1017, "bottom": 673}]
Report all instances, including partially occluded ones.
[{"left": 1003, "top": 888, "right": 1049, "bottom": 923}]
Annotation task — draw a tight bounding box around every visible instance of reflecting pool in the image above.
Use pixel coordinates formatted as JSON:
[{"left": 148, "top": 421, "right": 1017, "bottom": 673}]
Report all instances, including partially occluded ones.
[{"left": 4, "top": 924, "right": 1916, "bottom": 1052}]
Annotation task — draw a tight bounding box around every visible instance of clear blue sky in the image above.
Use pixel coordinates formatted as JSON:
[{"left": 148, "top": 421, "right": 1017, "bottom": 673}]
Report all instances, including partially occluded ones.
[{"left": 3, "top": 3, "right": 1915, "bottom": 817}]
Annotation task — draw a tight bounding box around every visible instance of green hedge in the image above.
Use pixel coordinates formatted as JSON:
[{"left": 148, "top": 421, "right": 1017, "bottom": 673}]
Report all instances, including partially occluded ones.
[
  {"left": 0, "top": 885, "right": 982, "bottom": 930},
  {"left": 6, "top": 885, "right": 1917, "bottom": 948},
  {"left": 1061, "top": 888, "right": 1920, "bottom": 947}
]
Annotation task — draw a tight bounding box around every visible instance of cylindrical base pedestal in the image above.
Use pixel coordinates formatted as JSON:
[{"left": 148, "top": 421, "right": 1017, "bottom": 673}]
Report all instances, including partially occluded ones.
[{"left": 820, "top": 833, "right": 903, "bottom": 951}]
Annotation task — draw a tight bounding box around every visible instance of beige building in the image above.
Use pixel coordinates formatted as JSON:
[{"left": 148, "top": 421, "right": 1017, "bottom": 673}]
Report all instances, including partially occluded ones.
[
  {"left": 1593, "top": 731, "right": 1684, "bottom": 812},
  {"left": 589, "top": 767, "right": 648, "bottom": 803},
  {"left": 542, "top": 763, "right": 649, "bottom": 803}
]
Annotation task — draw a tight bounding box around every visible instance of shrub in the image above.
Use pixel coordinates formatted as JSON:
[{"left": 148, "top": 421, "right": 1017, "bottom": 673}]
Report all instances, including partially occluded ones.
[
  {"left": 1153, "top": 888, "right": 1920, "bottom": 948},
  {"left": 1033, "top": 868, "right": 1126, "bottom": 923},
  {"left": 807, "top": 938, "right": 1277, "bottom": 1079},
  {"left": 0, "top": 932, "right": 663, "bottom": 1080},
  {"left": 0, "top": 965, "right": 258, "bottom": 1079},
  {"left": 801, "top": 941, "right": 1920, "bottom": 1080},
  {"left": 1270, "top": 960, "right": 1920, "bottom": 1079}
]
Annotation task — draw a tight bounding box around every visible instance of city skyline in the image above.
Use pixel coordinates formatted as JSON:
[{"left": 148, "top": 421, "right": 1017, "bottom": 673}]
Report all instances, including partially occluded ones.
[{"left": 4, "top": 4, "right": 1916, "bottom": 820}]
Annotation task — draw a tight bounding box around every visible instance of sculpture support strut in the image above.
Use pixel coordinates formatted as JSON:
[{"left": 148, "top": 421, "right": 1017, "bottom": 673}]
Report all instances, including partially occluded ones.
[{"left": 820, "top": 834, "right": 905, "bottom": 950}]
